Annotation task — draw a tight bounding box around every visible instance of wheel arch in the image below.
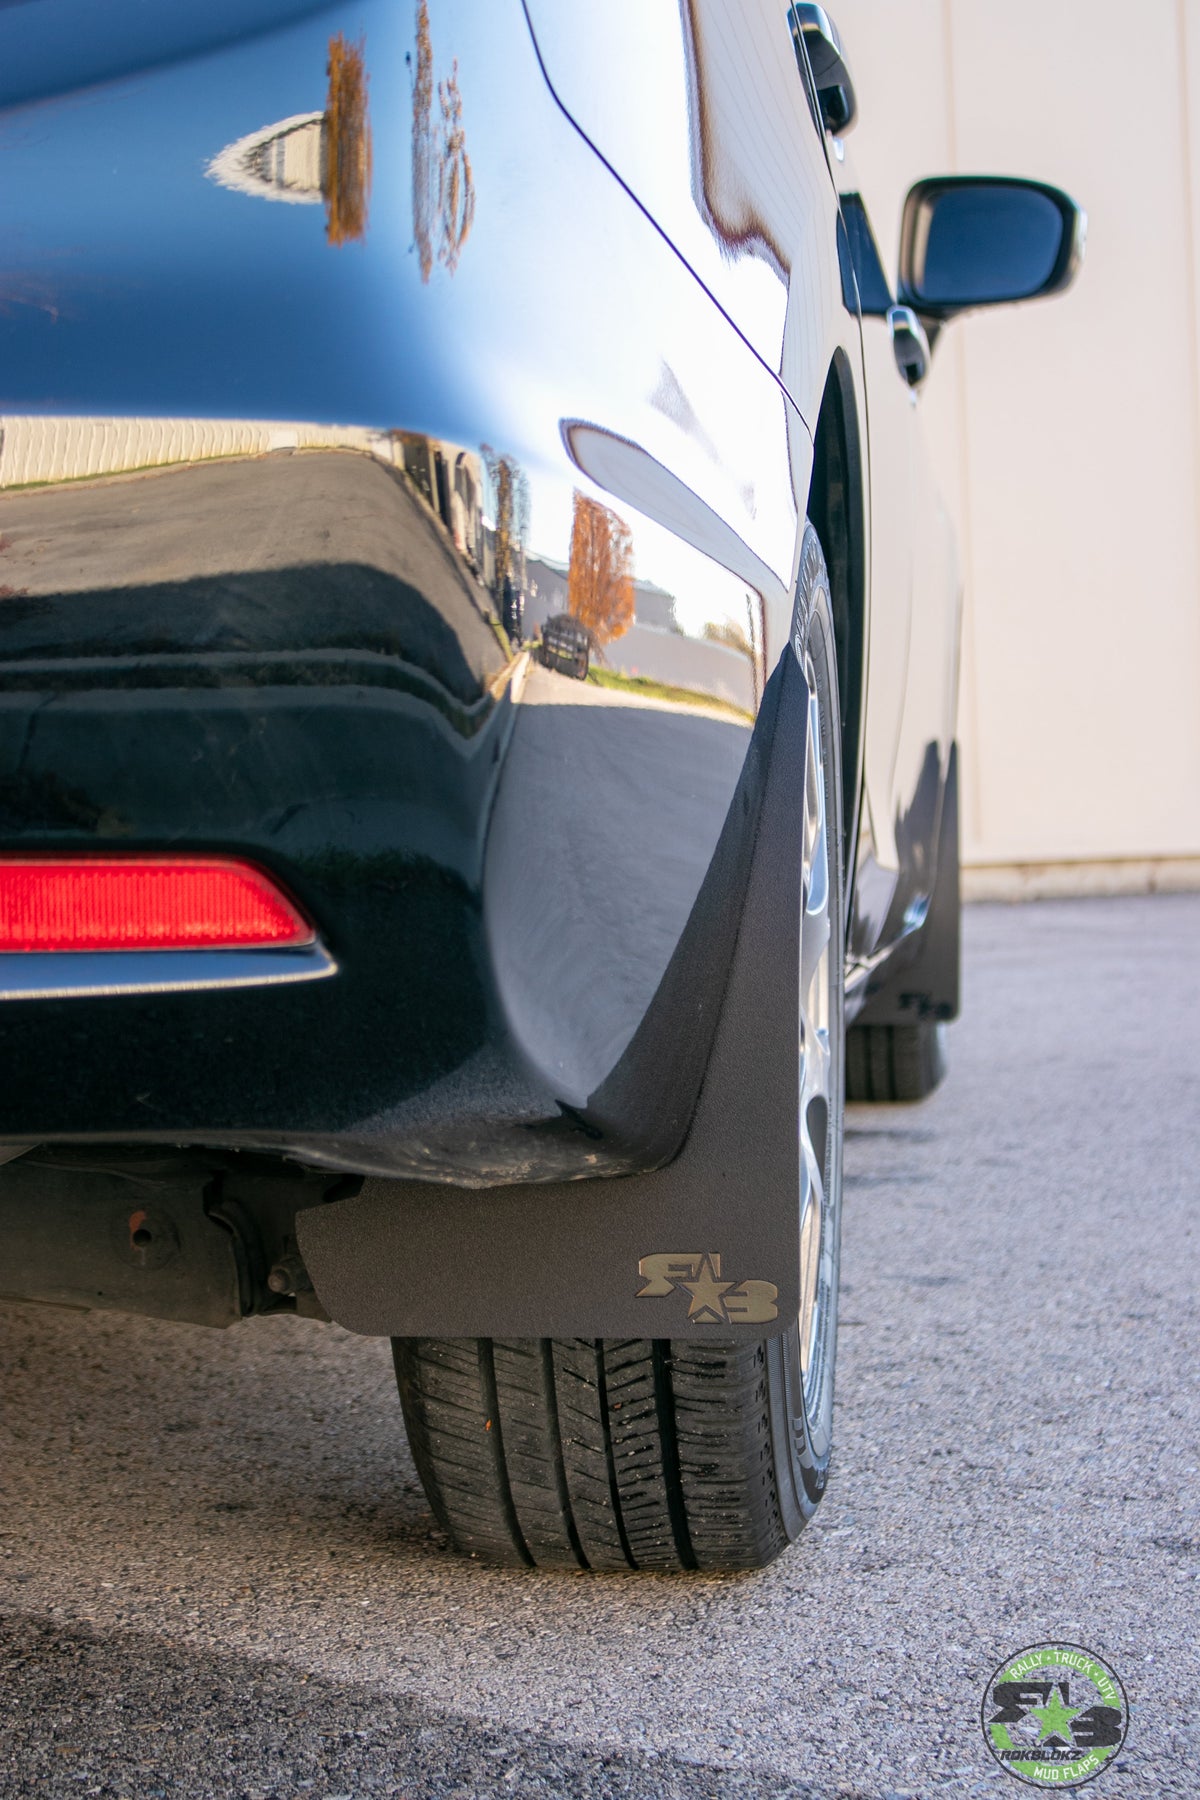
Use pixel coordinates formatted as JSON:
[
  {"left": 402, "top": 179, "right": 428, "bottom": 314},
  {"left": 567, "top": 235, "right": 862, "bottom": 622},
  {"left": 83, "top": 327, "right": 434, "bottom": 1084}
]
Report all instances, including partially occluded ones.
[{"left": 805, "top": 349, "right": 867, "bottom": 880}]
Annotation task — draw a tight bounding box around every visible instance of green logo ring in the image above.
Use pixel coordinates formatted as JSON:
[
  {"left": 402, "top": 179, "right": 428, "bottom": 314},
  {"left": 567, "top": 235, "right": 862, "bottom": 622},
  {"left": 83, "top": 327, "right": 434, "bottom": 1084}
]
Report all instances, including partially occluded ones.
[{"left": 980, "top": 1641, "right": 1128, "bottom": 1788}]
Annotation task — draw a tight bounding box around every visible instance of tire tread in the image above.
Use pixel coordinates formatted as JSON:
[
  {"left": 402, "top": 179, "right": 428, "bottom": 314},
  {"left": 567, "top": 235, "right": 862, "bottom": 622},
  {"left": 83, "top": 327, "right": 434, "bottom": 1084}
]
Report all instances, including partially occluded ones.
[
  {"left": 396, "top": 1333, "right": 808, "bottom": 1572},
  {"left": 845, "top": 1021, "right": 945, "bottom": 1102}
]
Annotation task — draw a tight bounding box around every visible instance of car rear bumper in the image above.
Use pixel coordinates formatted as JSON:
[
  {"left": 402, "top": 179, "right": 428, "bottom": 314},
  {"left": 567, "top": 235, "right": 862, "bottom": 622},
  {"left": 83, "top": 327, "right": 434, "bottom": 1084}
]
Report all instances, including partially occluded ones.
[{"left": 0, "top": 0, "right": 805, "bottom": 1182}]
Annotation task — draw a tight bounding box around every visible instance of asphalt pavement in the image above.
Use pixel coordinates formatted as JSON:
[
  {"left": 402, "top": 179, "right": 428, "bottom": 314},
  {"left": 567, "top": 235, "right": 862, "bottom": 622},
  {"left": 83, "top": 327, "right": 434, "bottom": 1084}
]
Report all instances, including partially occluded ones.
[{"left": 1, "top": 895, "right": 1197, "bottom": 1799}]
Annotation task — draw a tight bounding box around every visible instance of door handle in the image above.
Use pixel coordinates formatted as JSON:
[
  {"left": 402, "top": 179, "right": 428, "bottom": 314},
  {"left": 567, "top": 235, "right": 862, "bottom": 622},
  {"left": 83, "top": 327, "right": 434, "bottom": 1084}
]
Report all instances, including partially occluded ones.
[
  {"left": 791, "top": 5, "right": 857, "bottom": 134},
  {"left": 888, "top": 304, "right": 930, "bottom": 387}
]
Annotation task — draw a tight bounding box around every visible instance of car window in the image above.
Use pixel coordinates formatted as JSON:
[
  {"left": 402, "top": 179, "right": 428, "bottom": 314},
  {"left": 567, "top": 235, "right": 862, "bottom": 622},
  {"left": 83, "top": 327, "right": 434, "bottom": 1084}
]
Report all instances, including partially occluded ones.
[{"left": 840, "top": 195, "right": 893, "bottom": 316}]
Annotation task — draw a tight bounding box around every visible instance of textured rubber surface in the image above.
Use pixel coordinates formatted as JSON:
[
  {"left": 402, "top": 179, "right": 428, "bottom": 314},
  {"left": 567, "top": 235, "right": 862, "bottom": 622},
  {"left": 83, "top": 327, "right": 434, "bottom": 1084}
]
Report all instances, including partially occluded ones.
[
  {"left": 845, "top": 1020, "right": 946, "bottom": 1102},
  {"left": 393, "top": 1334, "right": 795, "bottom": 1572}
]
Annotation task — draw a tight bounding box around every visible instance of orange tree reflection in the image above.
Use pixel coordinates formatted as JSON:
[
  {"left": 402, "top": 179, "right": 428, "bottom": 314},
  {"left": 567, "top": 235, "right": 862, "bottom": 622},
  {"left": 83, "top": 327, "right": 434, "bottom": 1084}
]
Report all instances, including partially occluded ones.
[
  {"left": 567, "top": 492, "right": 635, "bottom": 646},
  {"left": 325, "top": 33, "right": 373, "bottom": 245}
]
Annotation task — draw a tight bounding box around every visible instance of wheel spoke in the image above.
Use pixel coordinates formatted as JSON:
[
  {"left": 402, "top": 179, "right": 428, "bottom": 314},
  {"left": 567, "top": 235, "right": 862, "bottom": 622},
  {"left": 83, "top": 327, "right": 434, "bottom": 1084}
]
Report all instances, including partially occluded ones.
[{"left": 797, "top": 655, "right": 837, "bottom": 1413}]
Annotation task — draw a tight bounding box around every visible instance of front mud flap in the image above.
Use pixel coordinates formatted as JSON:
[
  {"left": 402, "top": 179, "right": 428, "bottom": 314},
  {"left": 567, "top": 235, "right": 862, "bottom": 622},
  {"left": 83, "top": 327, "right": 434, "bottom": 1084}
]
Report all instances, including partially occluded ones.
[{"left": 297, "top": 653, "right": 810, "bottom": 1342}]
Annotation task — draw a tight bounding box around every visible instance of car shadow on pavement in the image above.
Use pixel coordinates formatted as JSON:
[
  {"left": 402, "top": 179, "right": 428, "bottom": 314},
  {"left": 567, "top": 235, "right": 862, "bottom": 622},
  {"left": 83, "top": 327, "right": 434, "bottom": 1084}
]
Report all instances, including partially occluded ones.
[{"left": 0, "top": 1610, "right": 859, "bottom": 1800}]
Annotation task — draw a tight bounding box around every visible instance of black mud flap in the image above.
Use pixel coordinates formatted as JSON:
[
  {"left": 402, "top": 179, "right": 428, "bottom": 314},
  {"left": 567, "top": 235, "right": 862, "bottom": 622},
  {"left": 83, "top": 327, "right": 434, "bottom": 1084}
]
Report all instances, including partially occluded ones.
[
  {"left": 296, "top": 652, "right": 811, "bottom": 1343},
  {"left": 854, "top": 741, "right": 961, "bottom": 1028}
]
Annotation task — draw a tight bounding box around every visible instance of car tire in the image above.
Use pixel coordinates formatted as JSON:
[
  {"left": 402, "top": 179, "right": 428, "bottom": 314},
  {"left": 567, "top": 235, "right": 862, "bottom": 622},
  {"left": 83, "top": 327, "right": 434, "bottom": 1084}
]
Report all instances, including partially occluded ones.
[
  {"left": 393, "top": 523, "right": 844, "bottom": 1572},
  {"left": 845, "top": 1019, "right": 945, "bottom": 1102}
]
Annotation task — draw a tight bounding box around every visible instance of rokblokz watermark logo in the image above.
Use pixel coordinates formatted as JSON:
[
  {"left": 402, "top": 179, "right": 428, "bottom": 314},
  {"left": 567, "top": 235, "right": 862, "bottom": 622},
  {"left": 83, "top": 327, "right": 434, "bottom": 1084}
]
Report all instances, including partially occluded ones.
[{"left": 981, "top": 1642, "right": 1128, "bottom": 1787}]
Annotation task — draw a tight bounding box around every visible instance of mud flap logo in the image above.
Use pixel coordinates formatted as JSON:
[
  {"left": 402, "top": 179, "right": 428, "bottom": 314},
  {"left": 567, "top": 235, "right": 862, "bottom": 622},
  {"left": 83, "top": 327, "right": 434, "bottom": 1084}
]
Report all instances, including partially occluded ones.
[
  {"left": 636, "top": 1254, "right": 778, "bottom": 1325},
  {"left": 980, "top": 1642, "right": 1128, "bottom": 1788}
]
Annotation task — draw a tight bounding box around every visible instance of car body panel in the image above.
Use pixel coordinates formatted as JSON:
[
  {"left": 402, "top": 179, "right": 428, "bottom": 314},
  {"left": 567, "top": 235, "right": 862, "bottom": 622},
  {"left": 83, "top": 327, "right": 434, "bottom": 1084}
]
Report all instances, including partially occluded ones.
[
  {"left": 521, "top": 0, "right": 837, "bottom": 422},
  {"left": 0, "top": 0, "right": 836, "bottom": 1185},
  {"left": 0, "top": 0, "right": 962, "bottom": 1200},
  {"left": 520, "top": 0, "right": 962, "bottom": 979},
  {"left": 835, "top": 170, "right": 963, "bottom": 969}
]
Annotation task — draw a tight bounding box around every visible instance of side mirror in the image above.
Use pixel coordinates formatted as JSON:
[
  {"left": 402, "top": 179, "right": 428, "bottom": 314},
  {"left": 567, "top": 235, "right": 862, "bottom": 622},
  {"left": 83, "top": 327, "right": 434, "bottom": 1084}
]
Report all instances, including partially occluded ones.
[
  {"left": 791, "top": 5, "right": 857, "bottom": 135},
  {"left": 898, "top": 176, "right": 1085, "bottom": 321}
]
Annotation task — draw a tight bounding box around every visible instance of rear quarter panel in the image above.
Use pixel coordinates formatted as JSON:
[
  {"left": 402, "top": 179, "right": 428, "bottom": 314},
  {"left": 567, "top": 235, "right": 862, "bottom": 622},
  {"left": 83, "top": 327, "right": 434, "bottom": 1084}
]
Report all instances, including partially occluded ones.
[{"left": 0, "top": 0, "right": 829, "bottom": 1182}]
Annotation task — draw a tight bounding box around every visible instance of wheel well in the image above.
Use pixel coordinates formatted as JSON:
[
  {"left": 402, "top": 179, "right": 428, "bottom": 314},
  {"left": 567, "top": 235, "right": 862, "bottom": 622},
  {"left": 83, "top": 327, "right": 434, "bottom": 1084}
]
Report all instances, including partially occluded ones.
[{"left": 806, "top": 352, "right": 866, "bottom": 854}]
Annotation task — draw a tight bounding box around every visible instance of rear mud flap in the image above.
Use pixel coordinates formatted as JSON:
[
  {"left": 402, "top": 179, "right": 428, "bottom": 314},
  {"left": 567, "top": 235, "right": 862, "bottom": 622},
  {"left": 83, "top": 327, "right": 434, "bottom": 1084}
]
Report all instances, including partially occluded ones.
[{"left": 297, "top": 653, "right": 811, "bottom": 1342}]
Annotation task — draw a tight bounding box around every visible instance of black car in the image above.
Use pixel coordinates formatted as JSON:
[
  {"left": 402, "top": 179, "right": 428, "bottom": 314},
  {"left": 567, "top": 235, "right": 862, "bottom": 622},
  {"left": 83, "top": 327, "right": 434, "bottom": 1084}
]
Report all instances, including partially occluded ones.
[
  {"left": 0, "top": 0, "right": 1082, "bottom": 1571},
  {"left": 539, "top": 614, "right": 590, "bottom": 681}
]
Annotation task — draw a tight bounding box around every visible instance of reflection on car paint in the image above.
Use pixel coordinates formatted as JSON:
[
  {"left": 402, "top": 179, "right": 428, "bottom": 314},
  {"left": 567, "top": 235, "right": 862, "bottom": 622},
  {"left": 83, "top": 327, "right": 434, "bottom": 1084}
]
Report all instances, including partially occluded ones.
[
  {"left": 0, "top": 0, "right": 962, "bottom": 1179},
  {"left": 0, "top": 397, "right": 770, "bottom": 1180},
  {"left": 412, "top": 0, "right": 476, "bottom": 279},
  {"left": 207, "top": 31, "right": 373, "bottom": 246}
]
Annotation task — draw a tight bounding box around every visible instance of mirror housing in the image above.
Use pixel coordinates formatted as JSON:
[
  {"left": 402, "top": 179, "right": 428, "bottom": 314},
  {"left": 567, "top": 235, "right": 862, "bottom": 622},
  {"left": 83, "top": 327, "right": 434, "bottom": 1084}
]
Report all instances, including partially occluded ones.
[
  {"left": 898, "top": 176, "right": 1085, "bottom": 321},
  {"left": 792, "top": 4, "right": 857, "bottom": 135}
]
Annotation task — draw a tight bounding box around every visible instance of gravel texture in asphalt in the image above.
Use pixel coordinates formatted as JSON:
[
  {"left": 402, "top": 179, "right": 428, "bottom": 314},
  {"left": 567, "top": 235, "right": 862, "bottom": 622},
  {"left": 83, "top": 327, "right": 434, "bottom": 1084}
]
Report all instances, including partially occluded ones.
[{"left": 1, "top": 895, "right": 1197, "bottom": 1798}]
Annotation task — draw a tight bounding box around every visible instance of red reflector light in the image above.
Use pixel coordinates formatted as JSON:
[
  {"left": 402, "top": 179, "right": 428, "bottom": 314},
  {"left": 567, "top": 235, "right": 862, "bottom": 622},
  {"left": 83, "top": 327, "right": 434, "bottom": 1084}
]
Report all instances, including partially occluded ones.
[{"left": 0, "top": 858, "right": 315, "bottom": 952}]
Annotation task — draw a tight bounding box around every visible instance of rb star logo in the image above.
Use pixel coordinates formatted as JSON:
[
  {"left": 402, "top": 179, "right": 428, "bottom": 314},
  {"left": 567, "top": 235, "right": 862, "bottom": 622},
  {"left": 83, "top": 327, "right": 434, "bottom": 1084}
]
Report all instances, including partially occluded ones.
[
  {"left": 981, "top": 1642, "right": 1128, "bottom": 1788},
  {"left": 636, "top": 1253, "right": 778, "bottom": 1324}
]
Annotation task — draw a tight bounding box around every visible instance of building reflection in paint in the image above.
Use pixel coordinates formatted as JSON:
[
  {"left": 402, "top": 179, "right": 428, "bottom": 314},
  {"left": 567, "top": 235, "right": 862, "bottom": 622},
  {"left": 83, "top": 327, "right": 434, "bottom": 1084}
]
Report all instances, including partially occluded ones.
[
  {"left": 206, "top": 32, "right": 373, "bottom": 245},
  {"left": 0, "top": 413, "right": 763, "bottom": 721},
  {"left": 0, "top": 411, "right": 767, "bottom": 1170}
]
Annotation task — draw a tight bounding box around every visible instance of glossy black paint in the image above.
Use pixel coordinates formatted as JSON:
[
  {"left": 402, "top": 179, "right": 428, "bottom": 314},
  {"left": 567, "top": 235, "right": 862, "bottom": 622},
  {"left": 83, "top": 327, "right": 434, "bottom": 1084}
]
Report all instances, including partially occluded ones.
[
  {"left": 298, "top": 644, "right": 815, "bottom": 1342},
  {"left": 839, "top": 197, "right": 894, "bottom": 317},
  {"left": 0, "top": 1, "right": 1015, "bottom": 1213},
  {"left": 0, "top": 1, "right": 333, "bottom": 111}
]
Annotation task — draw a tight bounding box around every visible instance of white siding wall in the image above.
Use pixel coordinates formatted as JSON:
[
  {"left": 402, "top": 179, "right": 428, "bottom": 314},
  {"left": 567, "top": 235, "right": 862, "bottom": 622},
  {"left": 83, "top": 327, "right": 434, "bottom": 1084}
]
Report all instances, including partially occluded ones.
[
  {"left": 0, "top": 417, "right": 393, "bottom": 489},
  {"left": 838, "top": 0, "right": 1200, "bottom": 883}
]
